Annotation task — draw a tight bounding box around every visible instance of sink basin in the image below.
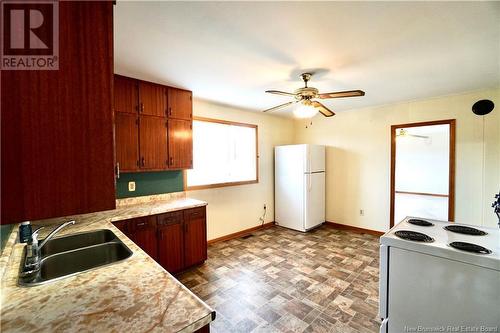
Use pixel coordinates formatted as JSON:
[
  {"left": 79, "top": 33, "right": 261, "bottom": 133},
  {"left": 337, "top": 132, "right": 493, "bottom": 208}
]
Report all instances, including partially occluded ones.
[
  {"left": 40, "top": 229, "right": 119, "bottom": 257},
  {"left": 19, "top": 229, "right": 132, "bottom": 287}
]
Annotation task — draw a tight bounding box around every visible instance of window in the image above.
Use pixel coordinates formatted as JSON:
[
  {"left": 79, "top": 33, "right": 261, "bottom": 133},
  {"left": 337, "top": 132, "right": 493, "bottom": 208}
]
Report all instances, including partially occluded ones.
[{"left": 186, "top": 117, "right": 258, "bottom": 189}]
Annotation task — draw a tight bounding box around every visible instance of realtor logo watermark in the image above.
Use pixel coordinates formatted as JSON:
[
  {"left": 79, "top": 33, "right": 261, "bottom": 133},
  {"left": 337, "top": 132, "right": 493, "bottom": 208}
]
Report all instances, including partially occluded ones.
[
  {"left": 1, "top": 0, "right": 58, "bottom": 70},
  {"left": 404, "top": 326, "right": 498, "bottom": 332}
]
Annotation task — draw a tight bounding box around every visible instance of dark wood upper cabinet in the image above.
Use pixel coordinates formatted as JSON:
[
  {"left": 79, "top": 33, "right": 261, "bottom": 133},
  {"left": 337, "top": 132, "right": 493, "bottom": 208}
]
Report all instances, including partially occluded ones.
[
  {"left": 168, "top": 88, "right": 192, "bottom": 120},
  {"left": 139, "top": 116, "right": 168, "bottom": 170},
  {"left": 113, "top": 75, "right": 193, "bottom": 173},
  {"left": 139, "top": 82, "right": 168, "bottom": 117},
  {"left": 168, "top": 119, "right": 193, "bottom": 169},
  {"left": 183, "top": 207, "right": 207, "bottom": 267},
  {"left": 114, "top": 75, "right": 138, "bottom": 114},
  {"left": 115, "top": 113, "right": 139, "bottom": 172},
  {"left": 1, "top": 2, "right": 115, "bottom": 224}
]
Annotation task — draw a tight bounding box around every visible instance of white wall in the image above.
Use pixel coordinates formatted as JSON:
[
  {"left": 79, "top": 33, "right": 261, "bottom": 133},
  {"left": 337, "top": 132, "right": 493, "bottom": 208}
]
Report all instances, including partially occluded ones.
[
  {"left": 294, "top": 88, "right": 500, "bottom": 230},
  {"left": 188, "top": 99, "right": 294, "bottom": 240}
]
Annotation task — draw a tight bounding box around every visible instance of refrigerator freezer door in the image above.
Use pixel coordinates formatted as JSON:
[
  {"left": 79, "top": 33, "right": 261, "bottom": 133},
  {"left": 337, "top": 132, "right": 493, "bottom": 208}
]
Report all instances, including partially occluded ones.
[
  {"left": 275, "top": 146, "right": 305, "bottom": 231},
  {"left": 304, "top": 172, "right": 325, "bottom": 230},
  {"left": 305, "top": 144, "right": 325, "bottom": 173}
]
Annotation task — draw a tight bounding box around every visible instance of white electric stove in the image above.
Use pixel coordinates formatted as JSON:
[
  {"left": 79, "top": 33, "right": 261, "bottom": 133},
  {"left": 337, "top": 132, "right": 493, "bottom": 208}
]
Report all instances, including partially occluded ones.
[{"left": 379, "top": 217, "right": 500, "bottom": 333}]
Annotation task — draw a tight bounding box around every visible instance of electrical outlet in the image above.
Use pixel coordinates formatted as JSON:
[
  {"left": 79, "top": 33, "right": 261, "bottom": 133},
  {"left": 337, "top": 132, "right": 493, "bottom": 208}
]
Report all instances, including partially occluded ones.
[
  {"left": 128, "top": 181, "right": 136, "bottom": 192},
  {"left": 360, "top": 209, "right": 364, "bottom": 216}
]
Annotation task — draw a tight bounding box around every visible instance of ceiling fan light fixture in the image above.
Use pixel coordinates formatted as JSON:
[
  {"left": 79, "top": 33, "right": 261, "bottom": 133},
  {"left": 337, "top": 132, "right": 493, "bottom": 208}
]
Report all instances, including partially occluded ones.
[{"left": 293, "top": 100, "right": 317, "bottom": 119}]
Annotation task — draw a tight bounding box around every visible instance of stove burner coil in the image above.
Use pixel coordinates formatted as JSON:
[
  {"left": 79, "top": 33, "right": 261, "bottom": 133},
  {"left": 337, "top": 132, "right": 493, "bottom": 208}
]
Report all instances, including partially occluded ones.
[
  {"left": 449, "top": 242, "right": 492, "bottom": 254},
  {"left": 408, "top": 218, "right": 434, "bottom": 227},
  {"left": 444, "top": 225, "right": 487, "bottom": 236},
  {"left": 395, "top": 230, "right": 434, "bottom": 242}
]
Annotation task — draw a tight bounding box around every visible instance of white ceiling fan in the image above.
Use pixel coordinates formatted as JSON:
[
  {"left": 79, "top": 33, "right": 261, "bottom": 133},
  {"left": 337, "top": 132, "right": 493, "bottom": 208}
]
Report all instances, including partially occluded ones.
[{"left": 263, "top": 73, "right": 365, "bottom": 118}]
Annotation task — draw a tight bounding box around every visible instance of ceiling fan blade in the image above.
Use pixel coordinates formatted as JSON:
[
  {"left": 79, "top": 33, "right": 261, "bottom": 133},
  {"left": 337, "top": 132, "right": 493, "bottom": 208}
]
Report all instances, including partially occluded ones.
[
  {"left": 262, "top": 101, "right": 297, "bottom": 113},
  {"left": 265, "top": 90, "right": 296, "bottom": 97},
  {"left": 318, "top": 90, "right": 365, "bottom": 99},
  {"left": 311, "top": 101, "right": 335, "bottom": 117}
]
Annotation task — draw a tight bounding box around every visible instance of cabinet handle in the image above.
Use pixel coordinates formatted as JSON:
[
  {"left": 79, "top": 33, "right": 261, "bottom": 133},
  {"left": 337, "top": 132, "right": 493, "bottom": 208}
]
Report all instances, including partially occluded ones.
[
  {"left": 136, "top": 222, "right": 146, "bottom": 227},
  {"left": 140, "top": 103, "right": 144, "bottom": 113},
  {"left": 141, "top": 157, "right": 145, "bottom": 167},
  {"left": 169, "top": 157, "right": 173, "bottom": 165},
  {"left": 168, "top": 107, "right": 172, "bottom": 116},
  {"left": 116, "top": 162, "right": 120, "bottom": 179}
]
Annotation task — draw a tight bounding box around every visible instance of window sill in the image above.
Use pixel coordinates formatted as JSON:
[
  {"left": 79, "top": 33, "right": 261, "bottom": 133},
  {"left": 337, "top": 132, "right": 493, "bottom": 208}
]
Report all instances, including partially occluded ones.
[{"left": 186, "top": 179, "right": 258, "bottom": 191}]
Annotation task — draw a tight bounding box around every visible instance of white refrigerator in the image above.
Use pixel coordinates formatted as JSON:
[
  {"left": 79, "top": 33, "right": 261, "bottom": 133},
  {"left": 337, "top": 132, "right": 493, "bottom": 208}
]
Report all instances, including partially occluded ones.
[{"left": 275, "top": 144, "right": 325, "bottom": 232}]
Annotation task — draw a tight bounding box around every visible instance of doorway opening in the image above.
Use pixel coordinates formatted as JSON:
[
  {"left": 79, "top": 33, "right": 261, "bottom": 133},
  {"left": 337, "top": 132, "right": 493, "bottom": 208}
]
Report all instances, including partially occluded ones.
[{"left": 390, "top": 119, "right": 456, "bottom": 227}]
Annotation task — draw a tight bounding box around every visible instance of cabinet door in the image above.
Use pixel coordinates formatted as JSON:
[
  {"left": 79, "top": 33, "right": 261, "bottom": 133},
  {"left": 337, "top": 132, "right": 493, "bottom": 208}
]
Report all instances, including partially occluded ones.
[
  {"left": 129, "top": 216, "right": 158, "bottom": 260},
  {"left": 167, "top": 88, "right": 192, "bottom": 120},
  {"left": 139, "top": 116, "right": 168, "bottom": 170},
  {"left": 158, "top": 211, "right": 184, "bottom": 273},
  {"left": 1, "top": 2, "right": 115, "bottom": 224},
  {"left": 115, "top": 112, "right": 139, "bottom": 171},
  {"left": 183, "top": 207, "right": 207, "bottom": 267},
  {"left": 139, "top": 82, "right": 167, "bottom": 117},
  {"left": 112, "top": 220, "right": 129, "bottom": 234},
  {"left": 114, "top": 75, "right": 138, "bottom": 114},
  {"left": 168, "top": 119, "right": 193, "bottom": 169}
]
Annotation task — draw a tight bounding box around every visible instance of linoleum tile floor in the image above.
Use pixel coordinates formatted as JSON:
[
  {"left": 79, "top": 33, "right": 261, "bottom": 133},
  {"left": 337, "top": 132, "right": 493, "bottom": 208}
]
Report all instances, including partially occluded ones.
[{"left": 178, "top": 225, "right": 380, "bottom": 333}]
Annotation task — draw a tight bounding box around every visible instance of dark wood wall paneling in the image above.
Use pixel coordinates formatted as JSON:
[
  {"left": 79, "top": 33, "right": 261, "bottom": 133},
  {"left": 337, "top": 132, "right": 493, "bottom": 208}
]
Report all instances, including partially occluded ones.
[{"left": 1, "top": 2, "right": 115, "bottom": 224}]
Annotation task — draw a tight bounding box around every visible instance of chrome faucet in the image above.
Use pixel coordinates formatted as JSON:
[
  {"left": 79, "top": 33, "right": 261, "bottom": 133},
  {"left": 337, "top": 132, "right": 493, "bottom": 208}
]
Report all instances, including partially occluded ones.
[
  {"left": 21, "top": 220, "right": 75, "bottom": 277},
  {"left": 493, "top": 192, "right": 500, "bottom": 229}
]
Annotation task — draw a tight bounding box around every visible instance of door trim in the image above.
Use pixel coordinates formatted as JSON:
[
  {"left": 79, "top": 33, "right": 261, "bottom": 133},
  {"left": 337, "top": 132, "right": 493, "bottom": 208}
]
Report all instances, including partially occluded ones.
[{"left": 390, "top": 119, "right": 456, "bottom": 227}]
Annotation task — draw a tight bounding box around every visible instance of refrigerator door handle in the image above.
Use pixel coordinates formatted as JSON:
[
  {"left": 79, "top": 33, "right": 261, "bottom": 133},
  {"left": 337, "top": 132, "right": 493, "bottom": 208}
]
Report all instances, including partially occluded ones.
[{"left": 306, "top": 174, "right": 312, "bottom": 191}]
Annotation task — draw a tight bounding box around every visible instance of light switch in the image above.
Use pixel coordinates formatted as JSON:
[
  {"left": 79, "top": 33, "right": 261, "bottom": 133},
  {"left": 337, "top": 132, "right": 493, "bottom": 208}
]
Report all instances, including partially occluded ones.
[{"left": 128, "top": 181, "right": 136, "bottom": 192}]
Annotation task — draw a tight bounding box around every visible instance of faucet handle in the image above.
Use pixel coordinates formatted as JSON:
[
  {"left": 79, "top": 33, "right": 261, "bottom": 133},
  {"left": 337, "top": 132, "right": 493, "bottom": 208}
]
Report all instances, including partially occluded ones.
[
  {"left": 32, "top": 226, "right": 44, "bottom": 236},
  {"left": 30, "top": 227, "right": 44, "bottom": 244}
]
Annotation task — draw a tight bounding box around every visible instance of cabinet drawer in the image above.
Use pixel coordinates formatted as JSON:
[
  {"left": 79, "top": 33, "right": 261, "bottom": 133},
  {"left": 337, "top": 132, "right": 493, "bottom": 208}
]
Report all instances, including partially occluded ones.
[
  {"left": 157, "top": 211, "right": 183, "bottom": 226},
  {"left": 184, "top": 206, "right": 206, "bottom": 220},
  {"left": 129, "top": 216, "right": 156, "bottom": 231}
]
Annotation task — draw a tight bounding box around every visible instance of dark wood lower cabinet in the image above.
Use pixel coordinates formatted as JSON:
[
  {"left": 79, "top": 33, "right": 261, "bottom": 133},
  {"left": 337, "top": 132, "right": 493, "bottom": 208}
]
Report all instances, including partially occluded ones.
[
  {"left": 184, "top": 208, "right": 208, "bottom": 267},
  {"left": 195, "top": 324, "right": 210, "bottom": 333},
  {"left": 158, "top": 221, "right": 184, "bottom": 273},
  {"left": 128, "top": 216, "right": 158, "bottom": 260},
  {"left": 113, "top": 206, "right": 207, "bottom": 274}
]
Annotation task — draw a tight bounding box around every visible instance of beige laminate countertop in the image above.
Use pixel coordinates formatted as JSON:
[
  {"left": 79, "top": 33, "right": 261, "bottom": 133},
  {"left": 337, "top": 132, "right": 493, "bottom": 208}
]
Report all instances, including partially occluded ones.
[{"left": 0, "top": 197, "right": 214, "bottom": 333}]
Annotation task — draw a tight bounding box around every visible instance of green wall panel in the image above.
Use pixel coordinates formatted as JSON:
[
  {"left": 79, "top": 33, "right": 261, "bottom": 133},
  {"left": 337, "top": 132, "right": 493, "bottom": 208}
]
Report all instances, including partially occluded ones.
[
  {"left": 1, "top": 224, "right": 14, "bottom": 253},
  {"left": 116, "top": 171, "right": 184, "bottom": 199}
]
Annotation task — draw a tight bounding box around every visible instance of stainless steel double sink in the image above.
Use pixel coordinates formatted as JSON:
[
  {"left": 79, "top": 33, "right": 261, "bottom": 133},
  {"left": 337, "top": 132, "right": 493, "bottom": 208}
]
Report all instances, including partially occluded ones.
[{"left": 18, "top": 229, "right": 133, "bottom": 287}]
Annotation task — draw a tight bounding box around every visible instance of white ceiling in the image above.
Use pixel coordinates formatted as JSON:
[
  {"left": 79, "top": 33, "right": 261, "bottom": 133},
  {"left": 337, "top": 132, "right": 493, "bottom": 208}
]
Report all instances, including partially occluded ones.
[{"left": 114, "top": 1, "right": 500, "bottom": 116}]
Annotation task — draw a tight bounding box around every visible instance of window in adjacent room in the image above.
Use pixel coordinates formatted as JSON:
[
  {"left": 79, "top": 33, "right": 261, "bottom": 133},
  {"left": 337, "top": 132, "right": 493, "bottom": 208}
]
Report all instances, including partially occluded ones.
[{"left": 186, "top": 117, "right": 258, "bottom": 189}]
